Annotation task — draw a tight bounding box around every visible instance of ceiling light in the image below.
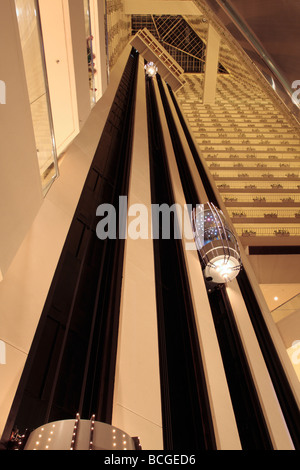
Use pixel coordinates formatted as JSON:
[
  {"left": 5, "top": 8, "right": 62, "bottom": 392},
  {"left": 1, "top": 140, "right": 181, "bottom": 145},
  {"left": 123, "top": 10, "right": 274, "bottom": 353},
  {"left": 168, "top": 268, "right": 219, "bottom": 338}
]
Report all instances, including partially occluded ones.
[{"left": 144, "top": 62, "right": 158, "bottom": 78}]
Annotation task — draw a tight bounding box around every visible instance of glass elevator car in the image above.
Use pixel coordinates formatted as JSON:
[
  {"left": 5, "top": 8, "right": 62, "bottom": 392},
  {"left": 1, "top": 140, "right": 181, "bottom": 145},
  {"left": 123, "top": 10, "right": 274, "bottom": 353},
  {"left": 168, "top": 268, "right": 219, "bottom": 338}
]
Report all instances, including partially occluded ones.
[{"left": 192, "top": 202, "right": 242, "bottom": 284}]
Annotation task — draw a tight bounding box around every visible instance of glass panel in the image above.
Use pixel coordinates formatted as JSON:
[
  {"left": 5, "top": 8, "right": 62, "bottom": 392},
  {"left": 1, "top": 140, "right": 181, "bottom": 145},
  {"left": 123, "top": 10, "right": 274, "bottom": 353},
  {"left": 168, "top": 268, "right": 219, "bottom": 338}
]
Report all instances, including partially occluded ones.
[
  {"left": 15, "top": 0, "right": 58, "bottom": 195},
  {"left": 193, "top": 204, "right": 238, "bottom": 247}
]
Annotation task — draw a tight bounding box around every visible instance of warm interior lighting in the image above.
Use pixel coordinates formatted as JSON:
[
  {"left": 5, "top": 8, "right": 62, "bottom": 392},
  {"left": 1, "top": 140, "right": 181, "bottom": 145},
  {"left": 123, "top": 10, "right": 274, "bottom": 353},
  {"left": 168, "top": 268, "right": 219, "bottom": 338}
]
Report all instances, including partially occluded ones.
[
  {"left": 144, "top": 61, "right": 158, "bottom": 77},
  {"left": 192, "top": 202, "right": 242, "bottom": 284},
  {"left": 204, "top": 255, "right": 241, "bottom": 284}
]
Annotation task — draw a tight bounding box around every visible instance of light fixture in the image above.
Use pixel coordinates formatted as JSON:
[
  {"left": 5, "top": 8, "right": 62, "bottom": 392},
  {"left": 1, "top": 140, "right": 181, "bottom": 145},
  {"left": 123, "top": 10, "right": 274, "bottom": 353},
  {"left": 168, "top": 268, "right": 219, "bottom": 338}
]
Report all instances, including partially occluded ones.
[
  {"left": 192, "top": 202, "right": 242, "bottom": 284},
  {"left": 144, "top": 61, "right": 158, "bottom": 78},
  {"left": 23, "top": 414, "right": 139, "bottom": 450}
]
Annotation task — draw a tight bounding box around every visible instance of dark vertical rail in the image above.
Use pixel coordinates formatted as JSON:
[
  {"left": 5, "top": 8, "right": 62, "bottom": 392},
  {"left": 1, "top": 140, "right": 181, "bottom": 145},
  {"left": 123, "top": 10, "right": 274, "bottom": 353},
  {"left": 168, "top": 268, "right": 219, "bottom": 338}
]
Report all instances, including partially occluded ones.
[
  {"left": 1, "top": 49, "right": 139, "bottom": 446},
  {"left": 78, "top": 49, "right": 139, "bottom": 424},
  {"left": 159, "top": 78, "right": 273, "bottom": 449},
  {"left": 146, "top": 75, "right": 216, "bottom": 450},
  {"left": 156, "top": 76, "right": 199, "bottom": 212},
  {"left": 238, "top": 270, "right": 300, "bottom": 449},
  {"left": 166, "top": 84, "right": 218, "bottom": 206},
  {"left": 208, "top": 288, "right": 273, "bottom": 449},
  {"left": 168, "top": 83, "right": 300, "bottom": 449}
]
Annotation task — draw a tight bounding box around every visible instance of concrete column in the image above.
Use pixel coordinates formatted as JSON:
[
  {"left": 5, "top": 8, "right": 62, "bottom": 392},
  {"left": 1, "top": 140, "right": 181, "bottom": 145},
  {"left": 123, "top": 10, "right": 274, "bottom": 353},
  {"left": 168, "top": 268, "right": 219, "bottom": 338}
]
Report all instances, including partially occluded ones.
[
  {"left": 203, "top": 24, "right": 221, "bottom": 105},
  {"left": 112, "top": 57, "right": 163, "bottom": 450}
]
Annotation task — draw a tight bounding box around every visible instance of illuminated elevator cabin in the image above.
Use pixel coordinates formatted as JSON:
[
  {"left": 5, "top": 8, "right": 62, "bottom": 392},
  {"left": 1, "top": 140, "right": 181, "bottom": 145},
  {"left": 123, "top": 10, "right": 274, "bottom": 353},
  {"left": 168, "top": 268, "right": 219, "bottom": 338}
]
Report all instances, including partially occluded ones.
[{"left": 0, "top": 0, "right": 299, "bottom": 452}]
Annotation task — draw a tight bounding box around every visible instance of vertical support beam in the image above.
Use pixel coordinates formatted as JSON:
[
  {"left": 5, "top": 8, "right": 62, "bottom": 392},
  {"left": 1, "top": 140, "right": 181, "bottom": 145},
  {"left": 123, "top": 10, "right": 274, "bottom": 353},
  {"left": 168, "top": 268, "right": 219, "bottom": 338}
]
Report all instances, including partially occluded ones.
[
  {"left": 154, "top": 77, "right": 241, "bottom": 450},
  {"left": 0, "top": 0, "right": 43, "bottom": 437},
  {"left": 112, "top": 57, "right": 163, "bottom": 450},
  {"left": 203, "top": 24, "right": 221, "bottom": 105},
  {"left": 0, "top": 46, "right": 133, "bottom": 447}
]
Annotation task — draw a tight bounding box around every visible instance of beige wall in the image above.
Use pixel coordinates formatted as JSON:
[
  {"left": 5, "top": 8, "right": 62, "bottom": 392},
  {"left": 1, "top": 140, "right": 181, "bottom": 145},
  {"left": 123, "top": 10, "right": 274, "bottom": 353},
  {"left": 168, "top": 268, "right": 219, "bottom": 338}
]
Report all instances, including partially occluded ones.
[
  {"left": 0, "top": 45, "right": 131, "bottom": 440},
  {"left": 0, "top": 0, "right": 43, "bottom": 280},
  {"left": 123, "top": 0, "right": 202, "bottom": 15},
  {"left": 90, "top": 0, "right": 108, "bottom": 100},
  {"left": 249, "top": 254, "right": 300, "bottom": 284},
  {"left": 277, "top": 311, "right": 300, "bottom": 349},
  {"left": 203, "top": 24, "right": 220, "bottom": 104}
]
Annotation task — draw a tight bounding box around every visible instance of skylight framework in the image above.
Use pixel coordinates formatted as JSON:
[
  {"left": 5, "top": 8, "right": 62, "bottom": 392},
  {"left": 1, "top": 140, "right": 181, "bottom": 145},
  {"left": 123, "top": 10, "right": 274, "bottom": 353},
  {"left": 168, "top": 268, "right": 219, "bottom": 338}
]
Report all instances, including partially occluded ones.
[{"left": 131, "top": 14, "right": 228, "bottom": 74}]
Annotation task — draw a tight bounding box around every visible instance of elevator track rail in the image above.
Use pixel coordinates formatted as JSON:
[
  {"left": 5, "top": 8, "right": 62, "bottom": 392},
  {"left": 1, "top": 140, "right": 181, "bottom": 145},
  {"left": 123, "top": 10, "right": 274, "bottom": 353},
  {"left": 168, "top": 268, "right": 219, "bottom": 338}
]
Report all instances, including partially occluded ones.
[{"left": 146, "top": 73, "right": 216, "bottom": 450}]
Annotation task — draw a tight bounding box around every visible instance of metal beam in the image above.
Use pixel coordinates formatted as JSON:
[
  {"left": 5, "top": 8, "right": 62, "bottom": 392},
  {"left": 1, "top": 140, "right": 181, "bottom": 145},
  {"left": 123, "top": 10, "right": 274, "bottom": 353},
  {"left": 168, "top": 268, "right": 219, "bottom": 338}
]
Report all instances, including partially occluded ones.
[{"left": 203, "top": 24, "right": 221, "bottom": 105}]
